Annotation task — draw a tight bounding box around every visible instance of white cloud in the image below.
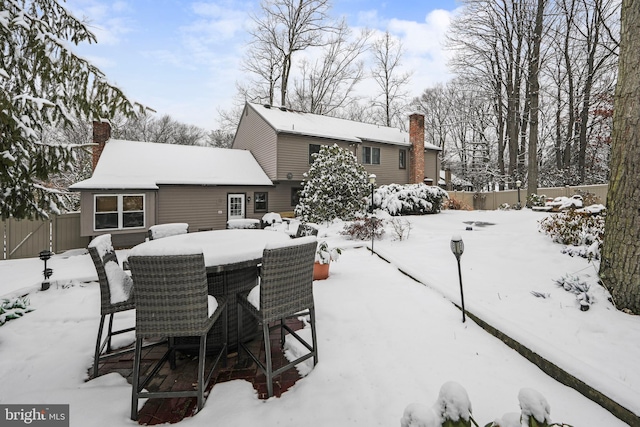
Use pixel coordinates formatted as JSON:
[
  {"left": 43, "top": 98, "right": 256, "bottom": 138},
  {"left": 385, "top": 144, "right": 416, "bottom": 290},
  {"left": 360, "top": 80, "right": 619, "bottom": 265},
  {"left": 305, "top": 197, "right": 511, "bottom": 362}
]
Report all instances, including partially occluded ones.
[{"left": 66, "top": 0, "right": 134, "bottom": 46}]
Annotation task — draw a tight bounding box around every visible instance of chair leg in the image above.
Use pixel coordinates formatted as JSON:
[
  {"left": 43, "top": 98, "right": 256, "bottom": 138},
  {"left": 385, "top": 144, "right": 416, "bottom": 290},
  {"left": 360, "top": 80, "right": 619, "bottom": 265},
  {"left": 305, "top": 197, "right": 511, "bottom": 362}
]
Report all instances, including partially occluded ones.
[
  {"left": 169, "top": 337, "right": 176, "bottom": 370},
  {"left": 263, "top": 322, "right": 273, "bottom": 398},
  {"left": 222, "top": 304, "right": 228, "bottom": 367},
  {"left": 130, "top": 337, "right": 143, "bottom": 421},
  {"left": 93, "top": 315, "right": 107, "bottom": 378},
  {"left": 309, "top": 307, "right": 318, "bottom": 366},
  {"left": 106, "top": 314, "right": 114, "bottom": 352},
  {"left": 197, "top": 334, "right": 207, "bottom": 412},
  {"left": 236, "top": 302, "right": 244, "bottom": 360},
  {"left": 280, "top": 319, "right": 285, "bottom": 349}
]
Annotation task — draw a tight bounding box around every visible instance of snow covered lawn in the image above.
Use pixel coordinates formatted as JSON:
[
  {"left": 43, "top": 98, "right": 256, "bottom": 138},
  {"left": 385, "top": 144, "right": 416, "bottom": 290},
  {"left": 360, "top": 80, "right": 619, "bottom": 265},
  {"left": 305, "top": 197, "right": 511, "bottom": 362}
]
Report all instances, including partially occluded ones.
[{"left": 0, "top": 210, "right": 637, "bottom": 426}]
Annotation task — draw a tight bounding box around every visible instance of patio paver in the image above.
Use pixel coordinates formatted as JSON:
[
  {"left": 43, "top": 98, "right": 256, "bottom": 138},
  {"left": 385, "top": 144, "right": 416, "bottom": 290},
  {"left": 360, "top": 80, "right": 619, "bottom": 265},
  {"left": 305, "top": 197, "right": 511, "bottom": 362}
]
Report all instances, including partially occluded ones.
[{"left": 92, "top": 319, "right": 305, "bottom": 425}]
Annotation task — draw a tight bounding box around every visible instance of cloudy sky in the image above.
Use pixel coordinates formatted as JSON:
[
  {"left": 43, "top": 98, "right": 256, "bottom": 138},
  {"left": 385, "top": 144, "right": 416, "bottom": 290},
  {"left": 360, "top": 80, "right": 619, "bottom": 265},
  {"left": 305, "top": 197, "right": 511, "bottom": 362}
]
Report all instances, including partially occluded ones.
[{"left": 64, "top": 0, "right": 461, "bottom": 131}]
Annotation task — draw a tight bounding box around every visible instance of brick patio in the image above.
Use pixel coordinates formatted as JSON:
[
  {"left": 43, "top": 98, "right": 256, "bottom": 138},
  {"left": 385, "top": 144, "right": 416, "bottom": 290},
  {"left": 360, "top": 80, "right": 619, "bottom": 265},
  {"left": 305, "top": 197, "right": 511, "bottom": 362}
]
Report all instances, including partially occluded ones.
[{"left": 91, "top": 319, "right": 305, "bottom": 425}]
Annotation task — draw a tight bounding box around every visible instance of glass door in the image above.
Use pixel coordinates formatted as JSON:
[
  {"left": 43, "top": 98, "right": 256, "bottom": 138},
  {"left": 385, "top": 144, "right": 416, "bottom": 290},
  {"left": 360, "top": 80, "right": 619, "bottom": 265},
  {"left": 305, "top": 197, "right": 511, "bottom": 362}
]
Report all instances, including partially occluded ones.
[{"left": 227, "top": 194, "right": 245, "bottom": 220}]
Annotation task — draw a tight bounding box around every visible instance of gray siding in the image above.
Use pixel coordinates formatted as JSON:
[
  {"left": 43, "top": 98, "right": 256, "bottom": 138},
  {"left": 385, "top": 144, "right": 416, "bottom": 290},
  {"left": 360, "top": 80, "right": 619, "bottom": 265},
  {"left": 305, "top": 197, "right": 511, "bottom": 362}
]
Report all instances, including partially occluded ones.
[
  {"left": 424, "top": 150, "right": 441, "bottom": 185},
  {"left": 276, "top": 134, "right": 355, "bottom": 182},
  {"left": 77, "top": 190, "right": 157, "bottom": 238},
  {"left": 357, "top": 142, "right": 410, "bottom": 185},
  {"left": 276, "top": 134, "right": 415, "bottom": 186},
  {"left": 157, "top": 185, "right": 275, "bottom": 231},
  {"left": 233, "top": 105, "right": 278, "bottom": 179}
]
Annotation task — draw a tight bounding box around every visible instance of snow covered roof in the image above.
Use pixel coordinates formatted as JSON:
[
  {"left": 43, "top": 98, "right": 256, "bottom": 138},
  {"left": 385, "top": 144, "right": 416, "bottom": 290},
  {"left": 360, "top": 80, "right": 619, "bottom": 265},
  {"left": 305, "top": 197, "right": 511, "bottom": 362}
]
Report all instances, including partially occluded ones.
[
  {"left": 70, "top": 139, "right": 273, "bottom": 190},
  {"left": 248, "top": 103, "right": 441, "bottom": 151}
]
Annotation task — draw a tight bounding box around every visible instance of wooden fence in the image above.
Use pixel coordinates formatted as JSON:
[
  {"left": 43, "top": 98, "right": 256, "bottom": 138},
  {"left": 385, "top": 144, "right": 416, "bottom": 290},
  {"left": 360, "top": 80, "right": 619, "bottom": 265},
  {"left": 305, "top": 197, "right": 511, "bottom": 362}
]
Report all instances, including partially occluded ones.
[
  {"left": 1, "top": 213, "right": 91, "bottom": 260},
  {"left": 448, "top": 184, "right": 609, "bottom": 211}
]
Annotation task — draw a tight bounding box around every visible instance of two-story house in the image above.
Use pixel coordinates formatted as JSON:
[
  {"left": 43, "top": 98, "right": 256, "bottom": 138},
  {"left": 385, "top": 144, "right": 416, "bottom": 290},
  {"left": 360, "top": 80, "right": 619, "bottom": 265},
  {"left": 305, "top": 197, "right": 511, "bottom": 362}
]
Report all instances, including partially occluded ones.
[
  {"left": 232, "top": 102, "right": 441, "bottom": 214},
  {"left": 71, "top": 103, "right": 441, "bottom": 246}
]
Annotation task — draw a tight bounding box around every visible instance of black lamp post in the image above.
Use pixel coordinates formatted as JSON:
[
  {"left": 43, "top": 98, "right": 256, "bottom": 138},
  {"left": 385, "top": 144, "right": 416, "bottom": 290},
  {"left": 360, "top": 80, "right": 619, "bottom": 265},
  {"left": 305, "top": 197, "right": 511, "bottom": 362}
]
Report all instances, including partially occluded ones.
[
  {"left": 369, "top": 174, "right": 376, "bottom": 255},
  {"left": 39, "top": 250, "right": 53, "bottom": 291},
  {"left": 516, "top": 179, "right": 522, "bottom": 210},
  {"left": 450, "top": 235, "right": 466, "bottom": 322}
]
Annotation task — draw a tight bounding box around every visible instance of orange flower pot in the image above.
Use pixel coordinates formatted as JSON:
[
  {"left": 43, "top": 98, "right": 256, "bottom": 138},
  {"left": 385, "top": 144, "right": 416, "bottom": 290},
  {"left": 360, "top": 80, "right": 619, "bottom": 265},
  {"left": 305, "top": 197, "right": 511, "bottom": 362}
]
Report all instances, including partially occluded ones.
[{"left": 313, "top": 262, "right": 330, "bottom": 280}]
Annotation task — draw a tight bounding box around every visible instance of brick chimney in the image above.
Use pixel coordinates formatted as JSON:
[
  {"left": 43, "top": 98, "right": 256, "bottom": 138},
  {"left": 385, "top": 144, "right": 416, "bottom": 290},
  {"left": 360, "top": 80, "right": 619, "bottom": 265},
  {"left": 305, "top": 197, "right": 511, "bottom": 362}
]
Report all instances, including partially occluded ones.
[
  {"left": 409, "top": 113, "right": 425, "bottom": 184},
  {"left": 92, "top": 120, "right": 111, "bottom": 170}
]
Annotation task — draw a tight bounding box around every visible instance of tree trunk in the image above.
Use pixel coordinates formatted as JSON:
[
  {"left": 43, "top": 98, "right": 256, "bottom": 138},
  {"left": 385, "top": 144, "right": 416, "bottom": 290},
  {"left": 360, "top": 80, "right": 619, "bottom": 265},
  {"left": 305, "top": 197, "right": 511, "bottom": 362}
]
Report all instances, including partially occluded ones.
[
  {"left": 527, "top": 0, "right": 545, "bottom": 203},
  {"left": 599, "top": 0, "right": 640, "bottom": 314}
]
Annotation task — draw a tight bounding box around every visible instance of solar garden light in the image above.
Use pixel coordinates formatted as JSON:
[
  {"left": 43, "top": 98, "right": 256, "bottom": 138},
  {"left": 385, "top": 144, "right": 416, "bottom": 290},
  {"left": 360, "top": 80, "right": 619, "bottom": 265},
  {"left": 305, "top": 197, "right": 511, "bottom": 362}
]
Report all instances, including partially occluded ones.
[
  {"left": 450, "top": 235, "right": 466, "bottom": 323},
  {"left": 516, "top": 179, "right": 522, "bottom": 210},
  {"left": 39, "top": 250, "right": 53, "bottom": 291},
  {"left": 369, "top": 174, "right": 376, "bottom": 255}
]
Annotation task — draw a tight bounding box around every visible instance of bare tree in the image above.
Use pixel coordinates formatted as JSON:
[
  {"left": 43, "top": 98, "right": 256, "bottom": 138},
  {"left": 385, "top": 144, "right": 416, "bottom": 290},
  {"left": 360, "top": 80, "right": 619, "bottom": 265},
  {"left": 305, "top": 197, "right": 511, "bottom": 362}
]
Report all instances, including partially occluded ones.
[
  {"left": 599, "top": 0, "right": 640, "bottom": 314},
  {"left": 110, "top": 112, "right": 207, "bottom": 146},
  {"left": 290, "top": 23, "right": 371, "bottom": 115},
  {"left": 526, "top": 0, "right": 546, "bottom": 201},
  {"left": 248, "top": 0, "right": 338, "bottom": 107},
  {"left": 370, "top": 31, "right": 412, "bottom": 128}
]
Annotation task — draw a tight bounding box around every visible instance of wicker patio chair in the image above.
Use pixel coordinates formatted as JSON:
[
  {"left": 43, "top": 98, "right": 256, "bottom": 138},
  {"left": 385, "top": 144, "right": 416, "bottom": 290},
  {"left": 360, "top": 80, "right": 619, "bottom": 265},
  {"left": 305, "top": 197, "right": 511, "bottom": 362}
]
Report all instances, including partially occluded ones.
[
  {"left": 148, "top": 222, "right": 189, "bottom": 240},
  {"left": 88, "top": 234, "right": 136, "bottom": 379},
  {"left": 236, "top": 236, "right": 318, "bottom": 397},
  {"left": 294, "top": 223, "right": 318, "bottom": 238},
  {"left": 128, "top": 252, "right": 227, "bottom": 421}
]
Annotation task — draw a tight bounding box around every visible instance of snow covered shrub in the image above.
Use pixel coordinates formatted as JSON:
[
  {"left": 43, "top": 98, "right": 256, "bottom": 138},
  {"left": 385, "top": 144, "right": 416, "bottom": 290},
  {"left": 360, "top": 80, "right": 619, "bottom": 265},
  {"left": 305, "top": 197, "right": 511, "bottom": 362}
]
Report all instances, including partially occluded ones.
[
  {"left": 373, "top": 183, "right": 448, "bottom": 215},
  {"left": 527, "top": 193, "right": 547, "bottom": 208},
  {"left": 554, "top": 274, "right": 593, "bottom": 311},
  {"left": 574, "top": 190, "right": 600, "bottom": 207},
  {"left": 443, "top": 197, "right": 471, "bottom": 211},
  {"left": 389, "top": 217, "right": 412, "bottom": 241},
  {"left": 315, "top": 241, "right": 342, "bottom": 264},
  {"left": 341, "top": 216, "right": 385, "bottom": 240},
  {"left": 295, "top": 144, "right": 370, "bottom": 223},
  {"left": 498, "top": 203, "right": 511, "bottom": 210},
  {"left": 538, "top": 210, "right": 605, "bottom": 260},
  {"left": 0, "top": 297, "right": 35, "bottom": 326}
]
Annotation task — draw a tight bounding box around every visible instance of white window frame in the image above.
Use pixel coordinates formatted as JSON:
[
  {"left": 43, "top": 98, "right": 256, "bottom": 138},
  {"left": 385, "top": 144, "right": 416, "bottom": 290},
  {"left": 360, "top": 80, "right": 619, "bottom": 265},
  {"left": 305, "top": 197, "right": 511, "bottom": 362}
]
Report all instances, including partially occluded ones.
[
  {"left": 93, "top": 194, "right": 145, "bottom": 231},
  {"left": 362, "top": 146, "right": 380, "bottom": 165}
]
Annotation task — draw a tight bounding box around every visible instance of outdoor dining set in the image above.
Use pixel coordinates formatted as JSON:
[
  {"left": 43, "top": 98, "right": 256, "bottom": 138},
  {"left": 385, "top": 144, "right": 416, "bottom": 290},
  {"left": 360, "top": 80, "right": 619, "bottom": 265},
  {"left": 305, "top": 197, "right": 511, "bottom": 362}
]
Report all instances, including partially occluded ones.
[{"left": 87, "top": 220, "right": 320, "bottom": 421}]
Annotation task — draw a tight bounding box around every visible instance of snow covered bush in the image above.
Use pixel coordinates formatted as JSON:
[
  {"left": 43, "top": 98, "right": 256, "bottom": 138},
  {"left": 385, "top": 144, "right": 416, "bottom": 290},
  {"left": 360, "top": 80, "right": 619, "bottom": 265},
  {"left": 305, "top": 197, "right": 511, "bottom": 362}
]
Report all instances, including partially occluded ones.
[
  {"left": 498, "top": 203, "right": 511, "bottom": 210},
  {"left": 443, "top": 197, "right": 472, "bottom": 211},
  {"left": 538, "top": 210, "right": 605, "bottom": 261},
  {"left": 554, "top": 274, "right": 593, "bottom": 311},
  {"left": 527, "top": 193, "right": 547, "bottom": 208},
  {"left": 315, "top": 241, "right": 342, "bottom": 264},
  {"left": 341, "top": 216, "right": 385, "bottom": 240},
  {"left": 0, "top": 297, "right": 35, "bottom": 326},
  {"left": 389, "top": 217, "right": 412, "bottom": 241},
  {"left": 373, "top": 183, "right": 448, "bottom": 216},
  {"left": 295, "top": 144, "right": 370, "bottom": 223}
]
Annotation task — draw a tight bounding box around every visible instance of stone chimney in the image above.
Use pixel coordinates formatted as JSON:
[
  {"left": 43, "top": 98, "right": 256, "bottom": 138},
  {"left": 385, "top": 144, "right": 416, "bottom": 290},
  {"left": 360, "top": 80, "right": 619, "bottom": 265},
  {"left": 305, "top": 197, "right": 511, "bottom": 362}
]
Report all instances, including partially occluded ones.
[
  {"left": 409, "top": 113, "right": 425, "bottom": 184},
  {"left": 92, "top": 120, "right": 111, "bottom": 170}
]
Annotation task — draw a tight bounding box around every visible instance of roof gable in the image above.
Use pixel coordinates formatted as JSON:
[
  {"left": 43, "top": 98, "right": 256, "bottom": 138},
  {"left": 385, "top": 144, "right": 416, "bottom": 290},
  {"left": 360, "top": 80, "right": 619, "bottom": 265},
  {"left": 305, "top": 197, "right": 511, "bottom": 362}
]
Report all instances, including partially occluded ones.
[
  {"left": 70, "top": 139, "right": 273, "bottom": 190},
  {"left": 247, "top": 102, "right": 440, "bottom": 151}
]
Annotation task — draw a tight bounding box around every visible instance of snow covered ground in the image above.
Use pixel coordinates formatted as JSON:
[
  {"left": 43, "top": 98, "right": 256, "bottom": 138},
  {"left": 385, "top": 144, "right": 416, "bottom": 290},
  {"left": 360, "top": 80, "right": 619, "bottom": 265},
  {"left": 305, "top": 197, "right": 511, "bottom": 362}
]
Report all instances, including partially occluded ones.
[{"left": 0, "top": 209, "right": 637, "bottom": 426}]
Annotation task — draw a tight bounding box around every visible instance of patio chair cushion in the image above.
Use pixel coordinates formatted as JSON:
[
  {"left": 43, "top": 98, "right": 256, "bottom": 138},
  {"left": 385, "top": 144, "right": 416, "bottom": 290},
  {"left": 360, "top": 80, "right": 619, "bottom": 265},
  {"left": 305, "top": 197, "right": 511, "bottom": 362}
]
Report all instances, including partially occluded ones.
[
  {"left": 148, "top": 223, "right": 189, "bottom": 240},
  {"left": 103, "top": 260, "right": 133, "bottom": 304}
]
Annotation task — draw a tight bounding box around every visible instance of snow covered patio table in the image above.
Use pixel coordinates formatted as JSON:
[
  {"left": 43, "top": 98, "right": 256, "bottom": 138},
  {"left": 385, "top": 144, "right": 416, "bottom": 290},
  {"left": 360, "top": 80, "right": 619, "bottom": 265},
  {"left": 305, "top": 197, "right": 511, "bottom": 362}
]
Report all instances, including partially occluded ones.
[{"left": 130, "top": 229, "right": 292, "bottom": 350}]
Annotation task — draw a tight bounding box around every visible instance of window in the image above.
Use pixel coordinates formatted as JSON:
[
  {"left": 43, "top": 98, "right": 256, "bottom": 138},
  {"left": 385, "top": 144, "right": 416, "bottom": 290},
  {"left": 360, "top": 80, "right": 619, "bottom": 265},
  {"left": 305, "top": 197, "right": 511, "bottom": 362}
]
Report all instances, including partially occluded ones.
[
  {"left": 291, "top": 187, "right": 302, "bottom": 207},
  {"left": 254, "top": 192, "right": 268, "bottom": 212},
  {"left": 362, "top": 146, "right": 380, "bottom": 165},
  {"left": 94, "top": 194, "right": 144, "bottom": 230},
  {"left": 399, "top": 149, "right": 407, "bottom": 169},
  {"left": 309, "top": 144, "right": 321, "bottom": 164}
]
